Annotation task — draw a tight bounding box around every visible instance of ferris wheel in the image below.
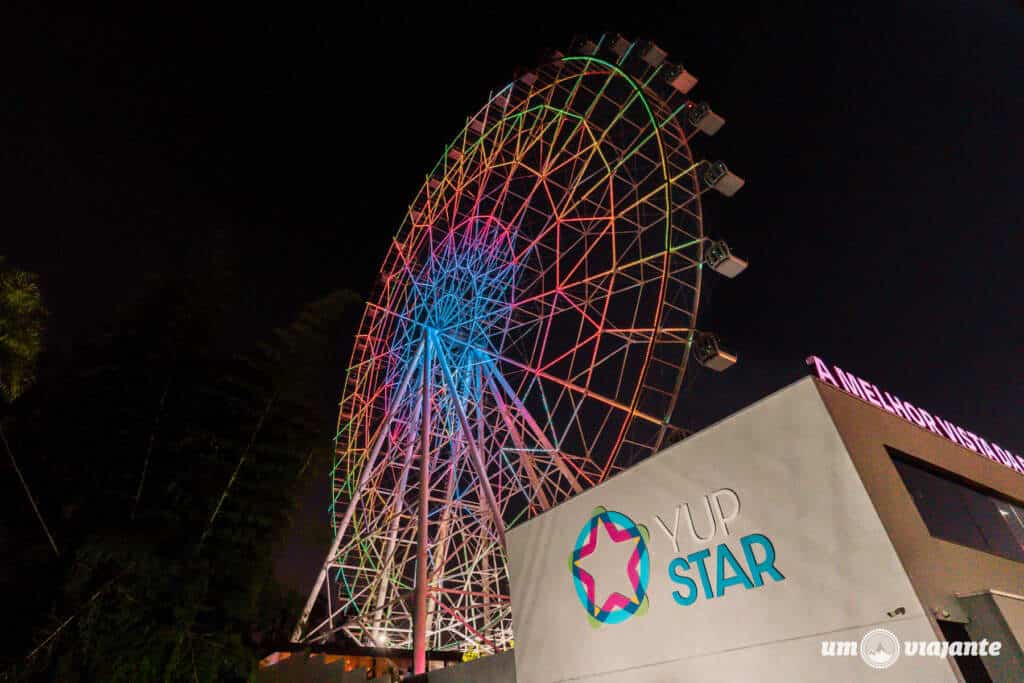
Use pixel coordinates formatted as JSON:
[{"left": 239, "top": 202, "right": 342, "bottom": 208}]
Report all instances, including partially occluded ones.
[{"left": 293, "top": 33, "right": 747, "bottom": 660}]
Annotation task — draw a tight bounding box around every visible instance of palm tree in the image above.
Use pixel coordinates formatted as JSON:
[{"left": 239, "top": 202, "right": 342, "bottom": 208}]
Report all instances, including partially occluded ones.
[{"left": 0, "top": 256, "right": 57, "bottom": 555}]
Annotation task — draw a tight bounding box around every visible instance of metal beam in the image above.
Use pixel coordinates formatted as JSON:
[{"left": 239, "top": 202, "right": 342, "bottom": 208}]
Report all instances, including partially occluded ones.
[
  {"left": 483, "top": 354, "right": 585, "bottom": 494},
  {"left": 481, "top": 364, "right": 552, "bottom": 510},
  {"left": 370, "top": 395, "right": 422, "bottom": 641},
  {"left": 432, "top": 332, "right": 507, "bottom": 552},
  {"left": 292, "top": 340, "right": 425, "bottom": 643},
  {"left": 413, "top": 336, "right": 433, "bottom": 674}
]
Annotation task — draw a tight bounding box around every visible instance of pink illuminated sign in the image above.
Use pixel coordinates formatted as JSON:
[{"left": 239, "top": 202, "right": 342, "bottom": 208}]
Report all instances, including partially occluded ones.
[{"left": 806, "top": 356, "right": 1024, "bottom": 478}]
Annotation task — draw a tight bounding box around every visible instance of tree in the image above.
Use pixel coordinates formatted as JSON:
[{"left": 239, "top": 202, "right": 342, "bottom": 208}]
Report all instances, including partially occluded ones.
[
  {"left": 0, "top": 256, "right": 46, "bottom": 403},
  {"left": 5, "top": 272, "right": 360, "bottom": 681},
  {"left": 0, "top": 256, "right": 59, "bottom": 561}
]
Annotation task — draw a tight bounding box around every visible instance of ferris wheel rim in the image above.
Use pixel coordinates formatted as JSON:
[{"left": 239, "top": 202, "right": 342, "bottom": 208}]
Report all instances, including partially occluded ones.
[
  {"left": 336, "top": 54, "right": 704, "bottom": 479},
  {"left": 314, "top": 44, "right": 717, "bottom": 652}
]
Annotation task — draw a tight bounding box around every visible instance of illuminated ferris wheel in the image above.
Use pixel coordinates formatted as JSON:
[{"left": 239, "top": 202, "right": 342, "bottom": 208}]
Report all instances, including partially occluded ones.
[{"left": 293, "top": 33, "right": 747, "bottom": 659}]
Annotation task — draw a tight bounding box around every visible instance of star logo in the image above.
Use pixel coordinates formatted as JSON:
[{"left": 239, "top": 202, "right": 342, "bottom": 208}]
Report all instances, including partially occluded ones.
[{"left": 569, "top": 506, "right": 650, "bottom": 627}]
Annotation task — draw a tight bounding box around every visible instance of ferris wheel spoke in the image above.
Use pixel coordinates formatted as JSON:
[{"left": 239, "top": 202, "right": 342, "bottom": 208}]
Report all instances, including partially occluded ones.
[
  {"left": 481, "top": 353, "right": 599, "bottom": 492},
  {"left": 533, "top": 327, "right": 600, "bottom": 376},
  {"left": 481, "top": 368, "right": 556, "bottom": 510},
  {"left": 507, "top": 236, "right": 706, "bottom": 325},
  {"left": 424, "top": 449, "right": 462, "bottom": 638},
  {"left": 555, "top": 290, "right": 604, "bottom": 333},
  {"left": 543, "top": 128, "right": 610, "bottom": 197},
  {"left": 293, "top": 339, "right": 425, "bottom": 642},
  {"left": 544, "top": 62, "right": 671, "bottom": 217},
  {"left": 369, "top": 390, "right": 424, "bottom": 636},
  {"left": 486, "top": 347, "right": 664, "bottom": 427},
  {"left": 530, "top": 151, "right": 614, "bottom": 238},
  {"left": 510, "top": 162, "right": 609, "bottom": 273},
  {"left": 467, "top": 120, "right": 547, "bottom": 228},
  {"left": 431, "top": 332, "right": 507, "bottom": 550}
]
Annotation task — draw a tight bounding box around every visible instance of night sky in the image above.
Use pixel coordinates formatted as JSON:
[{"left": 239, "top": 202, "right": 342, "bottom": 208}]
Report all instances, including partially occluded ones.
[{"left": 4, "top": 1, "right": 1022, "bottom": 593}]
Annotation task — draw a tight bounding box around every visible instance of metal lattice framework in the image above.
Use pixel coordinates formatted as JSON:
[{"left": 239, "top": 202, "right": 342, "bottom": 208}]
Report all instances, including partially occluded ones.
[{"left": 294, "top": 37, "right": 740, "bottom": 662}]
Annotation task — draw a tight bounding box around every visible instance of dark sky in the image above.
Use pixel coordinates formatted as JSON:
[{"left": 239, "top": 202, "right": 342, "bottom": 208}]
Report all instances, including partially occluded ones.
[{"left": 4, "top": 1, "right": 1022, "bottom": 592}]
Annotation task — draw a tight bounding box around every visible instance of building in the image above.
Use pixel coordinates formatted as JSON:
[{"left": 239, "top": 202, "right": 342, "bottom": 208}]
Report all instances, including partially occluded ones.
[{"left": 506, "top": 359, "right": 1024, "bottom": 682}]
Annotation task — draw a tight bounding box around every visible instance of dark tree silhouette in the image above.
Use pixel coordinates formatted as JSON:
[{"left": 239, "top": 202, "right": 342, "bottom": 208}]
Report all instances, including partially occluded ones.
[{"left": 1, "top": 264, "right": 360, "bottom": 681}]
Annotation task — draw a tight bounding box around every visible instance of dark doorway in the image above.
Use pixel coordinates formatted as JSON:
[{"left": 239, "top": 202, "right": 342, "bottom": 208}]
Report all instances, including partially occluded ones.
[{"left": 937, "top": 620, "right": 994, "bottom": 683}]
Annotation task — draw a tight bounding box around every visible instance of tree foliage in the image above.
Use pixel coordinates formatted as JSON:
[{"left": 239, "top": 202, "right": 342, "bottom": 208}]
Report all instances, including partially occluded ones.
[
  {"left": 0, "top": 256, "right": 46, "bottom": 403},
  {"left": 1, "top": 264, "right": 360, "bottom": 681}
]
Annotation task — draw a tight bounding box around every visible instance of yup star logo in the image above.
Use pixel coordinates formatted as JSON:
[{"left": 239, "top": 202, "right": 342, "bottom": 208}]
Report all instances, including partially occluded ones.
[{"left": 569, "top": 507, "right": 650, "bottom": 627}]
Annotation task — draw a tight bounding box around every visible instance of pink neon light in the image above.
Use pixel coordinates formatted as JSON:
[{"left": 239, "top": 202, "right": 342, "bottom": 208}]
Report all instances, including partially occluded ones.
[
  {"left": 577, "top": 521, "right": 600, "bottom": 559},
  {"left": 599, "top": 517, "right": 639, "bottom": 544},
  {"left": 575, "top": 516, "right": 644, "bottom": 612},
  {"left": 806, "top": 356, "right": 1024, "bottom": 478},
  {"left": 598, "top": 592, "right": 635, "bottom": 613},
  {"left": 577, "top": 567, "right": 597, "bottom": 608},
  {"left": 626, "top": 547, "right": 642, "bottom": 593}
]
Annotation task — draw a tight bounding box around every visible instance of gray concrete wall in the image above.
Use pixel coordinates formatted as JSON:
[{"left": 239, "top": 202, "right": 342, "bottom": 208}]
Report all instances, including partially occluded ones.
[
  {"left": 507, "top": 379, "right": 956, "bottom": 682},
  {"left": 252, "top": 653, "right": 342, "bottom": 682},
  {"left": 426, "top": 652, "right": 516, "bottom": 683},
  {"left": 253, "top": 657, "right": 391, "bottom": 682},
  {"left": 960, "top": 593, "right": 1024, "bottom": 683},
  {"left": 992, "top": 593, "right": 1024, "bottom": 654},
  {"left": 818, "top": 382, "right": 1024, "bottom": 681},
  {"left": 816, "top": 380, "right": 1024, "bottom": 625}
]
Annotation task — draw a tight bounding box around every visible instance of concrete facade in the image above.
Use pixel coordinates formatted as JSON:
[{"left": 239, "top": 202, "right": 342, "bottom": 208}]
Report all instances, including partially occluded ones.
[
  {"left": 506, "top": 377, "right": 1024, "bottom": 682},
  {"left": 424, "top": 651, "right": 517, "bottom": 683},
  {"left": 816, "top": 379, "right": 1024, "bottom": 681},
  {"left": 507, "top": 379, "right": 959, "bottom": 682}
]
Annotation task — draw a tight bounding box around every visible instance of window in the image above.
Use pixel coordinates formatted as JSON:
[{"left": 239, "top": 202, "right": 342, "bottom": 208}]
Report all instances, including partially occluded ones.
[{"left": 887, "top": 446, "right": 1024, "bottom": 563}]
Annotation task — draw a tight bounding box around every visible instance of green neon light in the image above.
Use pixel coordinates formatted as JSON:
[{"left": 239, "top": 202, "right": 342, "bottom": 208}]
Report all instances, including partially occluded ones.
[{"left": 562, "top": 55, "right": 673, "bottom": 250}]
